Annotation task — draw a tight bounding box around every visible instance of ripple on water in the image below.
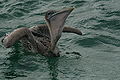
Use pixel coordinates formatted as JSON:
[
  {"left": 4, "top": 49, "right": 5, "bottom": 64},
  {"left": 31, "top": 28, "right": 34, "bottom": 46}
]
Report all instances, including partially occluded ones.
[{"left": 71, "top": 0, "right": 87, "bottom": 8}]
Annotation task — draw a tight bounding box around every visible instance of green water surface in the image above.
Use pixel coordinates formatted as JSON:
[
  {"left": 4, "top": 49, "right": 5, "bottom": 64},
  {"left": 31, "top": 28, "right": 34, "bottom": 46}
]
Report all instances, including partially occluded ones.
[{"left": 0, "top": 0, "right": 120, "bottom": 80}]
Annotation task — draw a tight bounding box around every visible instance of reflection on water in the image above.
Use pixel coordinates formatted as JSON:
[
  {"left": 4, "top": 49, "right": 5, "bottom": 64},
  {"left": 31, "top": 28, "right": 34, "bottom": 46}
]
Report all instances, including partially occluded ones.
[
  {"left": 2, "top": 43, "right": 60, "bottom": 80},
  {"left": 47, "top": 57, "right": 59, "bottom": 80},
  {"left": 3, "top": 43, "right": 27, "bottom": 79},
  {"left": 1, "top": 43, "right": 83, "bottom": 80}
]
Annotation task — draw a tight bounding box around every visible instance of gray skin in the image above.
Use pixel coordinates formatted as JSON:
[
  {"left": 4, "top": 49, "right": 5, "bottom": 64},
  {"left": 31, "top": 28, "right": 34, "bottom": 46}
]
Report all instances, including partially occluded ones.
[{"left": 1, "top": 8, "right": 82, "bottom": 57}]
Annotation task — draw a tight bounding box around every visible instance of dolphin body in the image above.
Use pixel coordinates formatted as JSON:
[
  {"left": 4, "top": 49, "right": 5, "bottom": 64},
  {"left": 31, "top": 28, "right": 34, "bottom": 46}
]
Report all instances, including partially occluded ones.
[{"left": 1, "top": 8, "right": 82, "bottom": 57}]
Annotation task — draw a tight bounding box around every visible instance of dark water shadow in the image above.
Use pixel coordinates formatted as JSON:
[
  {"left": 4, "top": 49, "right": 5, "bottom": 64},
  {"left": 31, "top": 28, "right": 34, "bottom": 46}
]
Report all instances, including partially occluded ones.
[
  {"left": 2, "top": 41, "right": 83, "bottom": 80},
  {"left": 2, "top": 42, "right": 44, "bottom": 79},
  {"left": 2, "top": 42, "right": 59, "bottom": 80},
  {"left": 2, "top": 43, "right": 27, "bottom": 79},
  {"left": 46, "top": 57, "right": 59, "bottom": 80}
]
